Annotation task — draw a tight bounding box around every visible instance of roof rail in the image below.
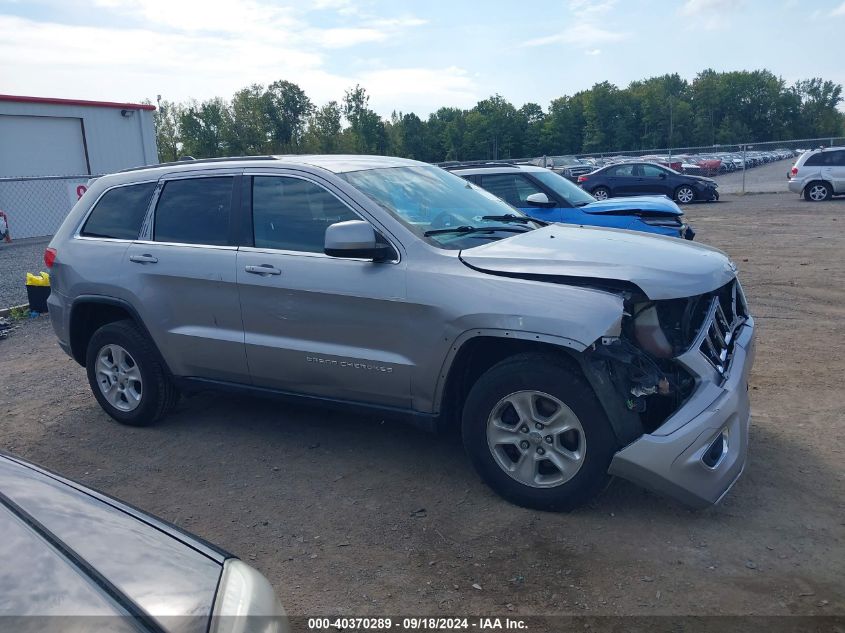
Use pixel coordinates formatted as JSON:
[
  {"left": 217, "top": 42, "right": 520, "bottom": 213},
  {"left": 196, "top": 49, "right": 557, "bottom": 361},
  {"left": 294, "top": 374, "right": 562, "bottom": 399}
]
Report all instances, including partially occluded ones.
[
  {"left": 119, "top": 155, "right": 278, "bottom": 173},
  {"left": 438, "top": 160, "right": 520, "bottom": 171}
]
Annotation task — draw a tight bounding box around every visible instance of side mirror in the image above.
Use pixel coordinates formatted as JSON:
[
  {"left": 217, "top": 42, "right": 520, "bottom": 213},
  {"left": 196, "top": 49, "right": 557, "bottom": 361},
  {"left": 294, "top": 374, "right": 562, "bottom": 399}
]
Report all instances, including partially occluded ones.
[
  {"left": 525, "top": 192, "right": 555, "bottom": 207},
  {"left": 658, "top": 173, "right": 667, "bottom": 179},
  {"left": 325, "top": 220, "right": 393, "bottom": 261}
]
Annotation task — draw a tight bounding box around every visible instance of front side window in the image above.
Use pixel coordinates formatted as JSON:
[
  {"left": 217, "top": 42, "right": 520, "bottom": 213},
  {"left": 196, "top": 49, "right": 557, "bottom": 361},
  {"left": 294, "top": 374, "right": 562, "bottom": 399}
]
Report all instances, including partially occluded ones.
[
  {"left": 640, "top": 164, "right": 667, "bottom": 178},
  {"left": 478, "top": 173, "right": 545, "bottom": 207},
  {"left": 81, "top": 182, "right": 156, "bottom": 240},
  {"left": 154, "top": 177, "right": 232, "bottom": 246},
  {"left": 252, "top": 176, "right": 360, "bottom": 253},
  {"left": 530, "top": 169, "right": 597, "bottom": 207}
]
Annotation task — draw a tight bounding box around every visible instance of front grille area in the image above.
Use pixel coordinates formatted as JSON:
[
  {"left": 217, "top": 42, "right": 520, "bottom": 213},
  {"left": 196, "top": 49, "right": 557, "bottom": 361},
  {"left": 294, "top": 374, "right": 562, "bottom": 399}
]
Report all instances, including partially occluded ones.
[{"left": 699, "top": 280, "right": 747, "bottom": 376}]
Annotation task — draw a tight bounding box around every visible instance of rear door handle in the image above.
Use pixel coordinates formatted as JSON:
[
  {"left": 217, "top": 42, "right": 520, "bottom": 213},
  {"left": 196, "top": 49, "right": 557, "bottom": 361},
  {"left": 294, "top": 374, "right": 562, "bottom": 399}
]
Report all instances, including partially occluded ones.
[
  {"left": 129, "top": 254, "right": 158, "bottom": 264},
  {"left": 245, "top": 264, "right": 281, "bottom": 276}
]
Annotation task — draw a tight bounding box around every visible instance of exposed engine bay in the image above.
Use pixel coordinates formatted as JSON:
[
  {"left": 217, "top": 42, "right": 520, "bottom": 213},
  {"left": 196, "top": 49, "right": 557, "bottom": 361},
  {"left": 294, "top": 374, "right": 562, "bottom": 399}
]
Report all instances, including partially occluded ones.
[{"left": 585, "top": 279, "right": 748, "bottom": 435}]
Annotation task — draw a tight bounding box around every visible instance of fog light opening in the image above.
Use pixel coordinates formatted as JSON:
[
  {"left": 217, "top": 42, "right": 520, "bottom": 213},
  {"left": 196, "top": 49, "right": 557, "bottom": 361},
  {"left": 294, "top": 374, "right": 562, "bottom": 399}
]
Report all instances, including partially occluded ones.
[{"left": 702, "top": 430, "right": 729, "bottom": 469}]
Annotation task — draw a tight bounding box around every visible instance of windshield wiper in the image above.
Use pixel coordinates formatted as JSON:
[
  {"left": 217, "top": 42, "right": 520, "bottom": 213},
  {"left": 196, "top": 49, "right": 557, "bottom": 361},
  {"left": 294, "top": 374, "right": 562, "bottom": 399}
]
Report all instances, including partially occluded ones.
[
  {"left": 480, "top": 214, "right": 548, "bottom": 226},
  {"left": 423, "top": 225, "right": 530, "bottom": 237}
]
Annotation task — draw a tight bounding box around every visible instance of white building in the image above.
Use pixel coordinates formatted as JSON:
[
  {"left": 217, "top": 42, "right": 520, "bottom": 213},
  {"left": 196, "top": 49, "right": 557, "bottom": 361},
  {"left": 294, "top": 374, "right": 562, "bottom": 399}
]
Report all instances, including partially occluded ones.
[{"left": 0, "top": 94, "right": 159, "bottom": 239}]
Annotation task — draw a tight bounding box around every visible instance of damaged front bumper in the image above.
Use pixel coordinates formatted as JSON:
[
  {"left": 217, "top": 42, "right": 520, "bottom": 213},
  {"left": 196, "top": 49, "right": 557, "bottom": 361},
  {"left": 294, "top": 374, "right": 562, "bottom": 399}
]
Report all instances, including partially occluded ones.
[{"left": 609, "top": 315, "right": 756, "bottom": 509}]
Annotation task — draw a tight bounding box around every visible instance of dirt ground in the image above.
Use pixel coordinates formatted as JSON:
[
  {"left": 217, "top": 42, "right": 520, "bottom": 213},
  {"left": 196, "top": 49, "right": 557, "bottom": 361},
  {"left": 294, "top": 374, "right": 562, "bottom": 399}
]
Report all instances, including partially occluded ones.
[{"left": 1, "top": 193, "right": 843, "bottom": 624}]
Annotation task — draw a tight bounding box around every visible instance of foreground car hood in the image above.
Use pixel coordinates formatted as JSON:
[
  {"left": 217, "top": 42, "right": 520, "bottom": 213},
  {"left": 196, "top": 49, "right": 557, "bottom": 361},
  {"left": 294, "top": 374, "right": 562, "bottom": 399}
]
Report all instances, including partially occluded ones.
[
  {"left": 582, "top": 195, "right": 682, "bottom": 216},
  {"left": 0, "top": 454, "right": 224, "bottom": 632},
  {"left": 460, "top": 225, "right": 735, "bottom": 300}
]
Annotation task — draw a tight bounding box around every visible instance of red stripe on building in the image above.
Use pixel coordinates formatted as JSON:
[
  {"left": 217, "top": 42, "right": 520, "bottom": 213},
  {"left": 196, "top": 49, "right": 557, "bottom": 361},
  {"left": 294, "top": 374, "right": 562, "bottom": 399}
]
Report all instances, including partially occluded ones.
[{"left": 0, "top": 94, "right": 156, "bottom": 111}]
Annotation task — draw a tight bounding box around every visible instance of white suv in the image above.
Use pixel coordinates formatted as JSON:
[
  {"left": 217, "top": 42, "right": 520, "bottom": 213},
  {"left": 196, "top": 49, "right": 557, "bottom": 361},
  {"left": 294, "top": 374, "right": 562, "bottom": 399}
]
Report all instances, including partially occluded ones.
[{"left": 787, "top": 146, "right": 845, "bottom": 201}]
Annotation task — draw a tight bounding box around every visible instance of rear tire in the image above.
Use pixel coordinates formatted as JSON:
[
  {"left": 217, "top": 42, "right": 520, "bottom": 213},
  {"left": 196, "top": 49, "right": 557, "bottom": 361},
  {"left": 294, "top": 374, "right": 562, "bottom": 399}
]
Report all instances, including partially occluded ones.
[
  {"left": 591, "top": 186, "right": 611, "bottom": 201},
  {"left": 461, "top": 353, "right": 616, "bottom": 511},
  {"left": 85, "top": 320, "right": 178, "bottom": 426},
  {"left": 804, "top": 181, "right": 832, "bottom": 202}
]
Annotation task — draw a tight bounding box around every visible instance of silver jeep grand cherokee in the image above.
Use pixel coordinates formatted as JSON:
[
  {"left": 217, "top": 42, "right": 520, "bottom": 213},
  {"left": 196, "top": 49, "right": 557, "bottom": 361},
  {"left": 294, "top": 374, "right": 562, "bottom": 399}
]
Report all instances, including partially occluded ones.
[{"left": 46, "top": 155, "right": 755, "bottom": 511}]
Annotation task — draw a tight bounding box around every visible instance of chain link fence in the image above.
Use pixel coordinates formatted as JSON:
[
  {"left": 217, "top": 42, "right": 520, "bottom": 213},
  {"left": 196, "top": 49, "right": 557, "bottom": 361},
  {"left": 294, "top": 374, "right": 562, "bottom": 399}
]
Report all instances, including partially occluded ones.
[
  {"left": 0, "top": 175, "right": 98, "bottom": 241},
  {"left": 453, "top": 136, "right": 845, "bottom": 194}
]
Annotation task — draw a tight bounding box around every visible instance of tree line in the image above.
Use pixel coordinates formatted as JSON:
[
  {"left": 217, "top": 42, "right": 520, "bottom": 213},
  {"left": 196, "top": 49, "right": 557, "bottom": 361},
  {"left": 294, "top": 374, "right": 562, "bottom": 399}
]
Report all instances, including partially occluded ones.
[{"left": 153, "top": 69, "right": 845, "bottom": 163}]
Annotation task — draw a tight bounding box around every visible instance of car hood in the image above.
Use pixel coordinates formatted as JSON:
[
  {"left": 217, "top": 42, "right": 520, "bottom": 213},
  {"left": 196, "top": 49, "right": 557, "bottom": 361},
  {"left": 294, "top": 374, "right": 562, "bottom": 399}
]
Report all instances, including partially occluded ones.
[
  {"left": 0, "top": 454, "right": 224, "bottom": 633},
  {"left": 460, "top": 224, "right": 735, "bottom": 300},
  {"left": 686, "top": 175, "right": 717, "bottom": 185},
  {"left": 581, "top": 195, "right": 682, "bottom": 216}
]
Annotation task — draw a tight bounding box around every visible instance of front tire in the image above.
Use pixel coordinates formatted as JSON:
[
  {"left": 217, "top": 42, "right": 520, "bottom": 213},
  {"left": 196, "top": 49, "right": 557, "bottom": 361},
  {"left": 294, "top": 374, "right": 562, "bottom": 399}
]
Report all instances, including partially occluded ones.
[
  {"left": 85, "top": 320, "right": 178, "bottom": 426},
  {"left": 804, "top": 181, "right": 832, "bottom": 202},
  {"left": 591, "top": 186, "right": 611, "bottom": 201},
  {"left": 461, "top": 353, "right": 616, "bottom": 511},
  {"left": 674, "top": 185, "right": 696, "bottom": 204}
]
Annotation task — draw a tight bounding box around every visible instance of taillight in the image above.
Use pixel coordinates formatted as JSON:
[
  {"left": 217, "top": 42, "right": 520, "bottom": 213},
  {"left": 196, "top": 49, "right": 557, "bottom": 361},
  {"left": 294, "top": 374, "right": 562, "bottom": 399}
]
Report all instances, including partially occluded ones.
[
  {"left": 44, "top": 247, "right": 57, "bottom": 268},
  {"left": 790, "top": 166, "right": 798, "bottom": 176},
  {"left": 577, "top": 175, "right": 588, "bottom": 183}
]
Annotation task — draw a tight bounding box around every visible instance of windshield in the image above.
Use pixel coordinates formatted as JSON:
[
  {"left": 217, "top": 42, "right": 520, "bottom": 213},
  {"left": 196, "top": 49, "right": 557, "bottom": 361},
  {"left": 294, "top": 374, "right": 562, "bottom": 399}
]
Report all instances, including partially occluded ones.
[
  {"left": 340, "top": 165, "right": 541, "bottom": 249},
  {"left": 529, "top": 169, "right": 597, "bottom": 206}
]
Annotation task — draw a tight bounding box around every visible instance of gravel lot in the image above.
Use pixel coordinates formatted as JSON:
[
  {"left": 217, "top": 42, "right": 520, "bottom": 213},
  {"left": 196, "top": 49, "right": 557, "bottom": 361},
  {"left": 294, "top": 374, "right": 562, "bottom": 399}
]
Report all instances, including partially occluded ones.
[
  {"left": 0, "top": 236, "right": 50, "bottom": 309},
  {"left": 712, "top": 159, "right": 794, "bottom": 195},
  {"left": 1, "top": 193, "right": 843, "bottom": 628}
]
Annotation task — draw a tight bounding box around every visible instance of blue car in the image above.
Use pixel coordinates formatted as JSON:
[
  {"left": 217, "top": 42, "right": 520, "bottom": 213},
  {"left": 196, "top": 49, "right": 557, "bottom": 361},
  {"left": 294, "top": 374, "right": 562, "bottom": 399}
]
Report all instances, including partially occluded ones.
[{"left": 445, "top": 163, "right": 695, "bottom": 240}]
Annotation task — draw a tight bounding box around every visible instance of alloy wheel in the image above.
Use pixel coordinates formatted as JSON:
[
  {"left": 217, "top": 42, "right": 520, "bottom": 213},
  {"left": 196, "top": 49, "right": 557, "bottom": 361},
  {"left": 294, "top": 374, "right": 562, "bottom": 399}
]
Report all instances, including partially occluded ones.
[
  {"left": 95, "top": 344, "right": 143, "bottom": 412},
  {"left": 808, "top": 184, "right": 828, "bottom": 201},
  {"left": 593, "top": 188, "right": 609, "bottom": 201},
  {"left": 486, "top": 390, "right": 586, "bottom": 488},
  {"left": 676, "top": 187, "right": 695, "bottom": 204}
]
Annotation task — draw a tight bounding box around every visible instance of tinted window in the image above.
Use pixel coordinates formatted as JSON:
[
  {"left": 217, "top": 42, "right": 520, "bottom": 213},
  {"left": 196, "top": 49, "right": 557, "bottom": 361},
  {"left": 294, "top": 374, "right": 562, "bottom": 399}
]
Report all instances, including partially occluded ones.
[
  {"left": 609, "top": 164, "right": 634, "bottom": 177},
  {"left": 640, "top": 164, "right": 666, "bottom": 178},
  {"left": 478, "top": 174, "right": 545, "bottom": 207},
  {"left": 81, "top": 182, "right": 156, "bottom": 240},
  {"left": 828, "top": 150, "right": 845, "bottom": 166},
  {"left": 804, "top": 152, "right": 825, "bottom": 167},
  {"left": 154, "top": 177, "right": 232, "bottom": 245},
  {"left": 252, "top": 176, "right": 359, "bottom": 253}
]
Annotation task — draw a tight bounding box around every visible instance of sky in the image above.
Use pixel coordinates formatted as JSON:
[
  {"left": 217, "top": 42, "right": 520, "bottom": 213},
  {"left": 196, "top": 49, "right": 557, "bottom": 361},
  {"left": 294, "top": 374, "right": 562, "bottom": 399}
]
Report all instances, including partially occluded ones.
[{"left": 2, "top": 0, "right": 845, "bottom": 116}]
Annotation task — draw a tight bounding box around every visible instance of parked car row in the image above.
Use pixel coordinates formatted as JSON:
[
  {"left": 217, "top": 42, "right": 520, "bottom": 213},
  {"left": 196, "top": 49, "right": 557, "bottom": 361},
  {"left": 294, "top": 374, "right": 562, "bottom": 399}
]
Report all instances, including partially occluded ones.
[{"left": 531, "top": 148, "right": 798, "bottom": 179}]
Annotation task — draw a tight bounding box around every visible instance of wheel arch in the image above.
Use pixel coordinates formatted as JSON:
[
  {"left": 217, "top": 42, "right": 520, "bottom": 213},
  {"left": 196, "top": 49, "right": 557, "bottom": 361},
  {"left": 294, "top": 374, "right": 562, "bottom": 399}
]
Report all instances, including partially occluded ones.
[
  {"left": 803, "top": 179, "right": 833, "bottom": 199},
  {"left": 434, "top": 330, "right": 642, "bottom": 447},
  {"left": 69, "top": 296, "right": 171, "bottom": 375}
]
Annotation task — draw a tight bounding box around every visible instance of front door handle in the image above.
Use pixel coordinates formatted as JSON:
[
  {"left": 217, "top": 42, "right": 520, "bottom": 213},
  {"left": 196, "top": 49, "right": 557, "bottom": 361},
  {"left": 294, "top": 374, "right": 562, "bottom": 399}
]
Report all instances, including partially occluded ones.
[
  {"left": 245, "top": 264, "right": 282, "bottom": 276},
  {"left": 129, "top": 254, "right": 158, "bottom": 264}
]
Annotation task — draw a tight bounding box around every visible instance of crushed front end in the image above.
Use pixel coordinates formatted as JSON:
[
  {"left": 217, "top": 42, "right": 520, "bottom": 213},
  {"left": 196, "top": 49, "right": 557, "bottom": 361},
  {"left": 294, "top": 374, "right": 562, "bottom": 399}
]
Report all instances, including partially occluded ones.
[{"left": 584, "top": 279, "right": 755, "bottom": 508}]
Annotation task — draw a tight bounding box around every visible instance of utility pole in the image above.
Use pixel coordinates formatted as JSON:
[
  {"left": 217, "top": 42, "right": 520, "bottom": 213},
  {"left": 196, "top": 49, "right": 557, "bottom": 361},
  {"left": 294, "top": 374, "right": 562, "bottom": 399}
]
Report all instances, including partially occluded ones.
[
  {"left": 741, "top": 144, "right": 748, "bottom": 194},
  {"left": 668, "top": 98, "right": 674, "bottom": 151}
]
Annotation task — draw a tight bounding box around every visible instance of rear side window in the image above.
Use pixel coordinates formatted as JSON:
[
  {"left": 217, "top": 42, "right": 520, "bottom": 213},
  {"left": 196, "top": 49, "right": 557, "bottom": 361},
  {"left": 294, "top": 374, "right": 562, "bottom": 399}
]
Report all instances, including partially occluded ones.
[
  {"left": 804, "top": 152, "right": 826, "bottom": 167},
  {"left": 154, "top": 177, "right": 233, "bottom": 246},
  {"left": 609, "top": 164, "right": 634, "bottom": 177},
  {"left": 80, "top": 182, "right": 156, "bottom": 240}
]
